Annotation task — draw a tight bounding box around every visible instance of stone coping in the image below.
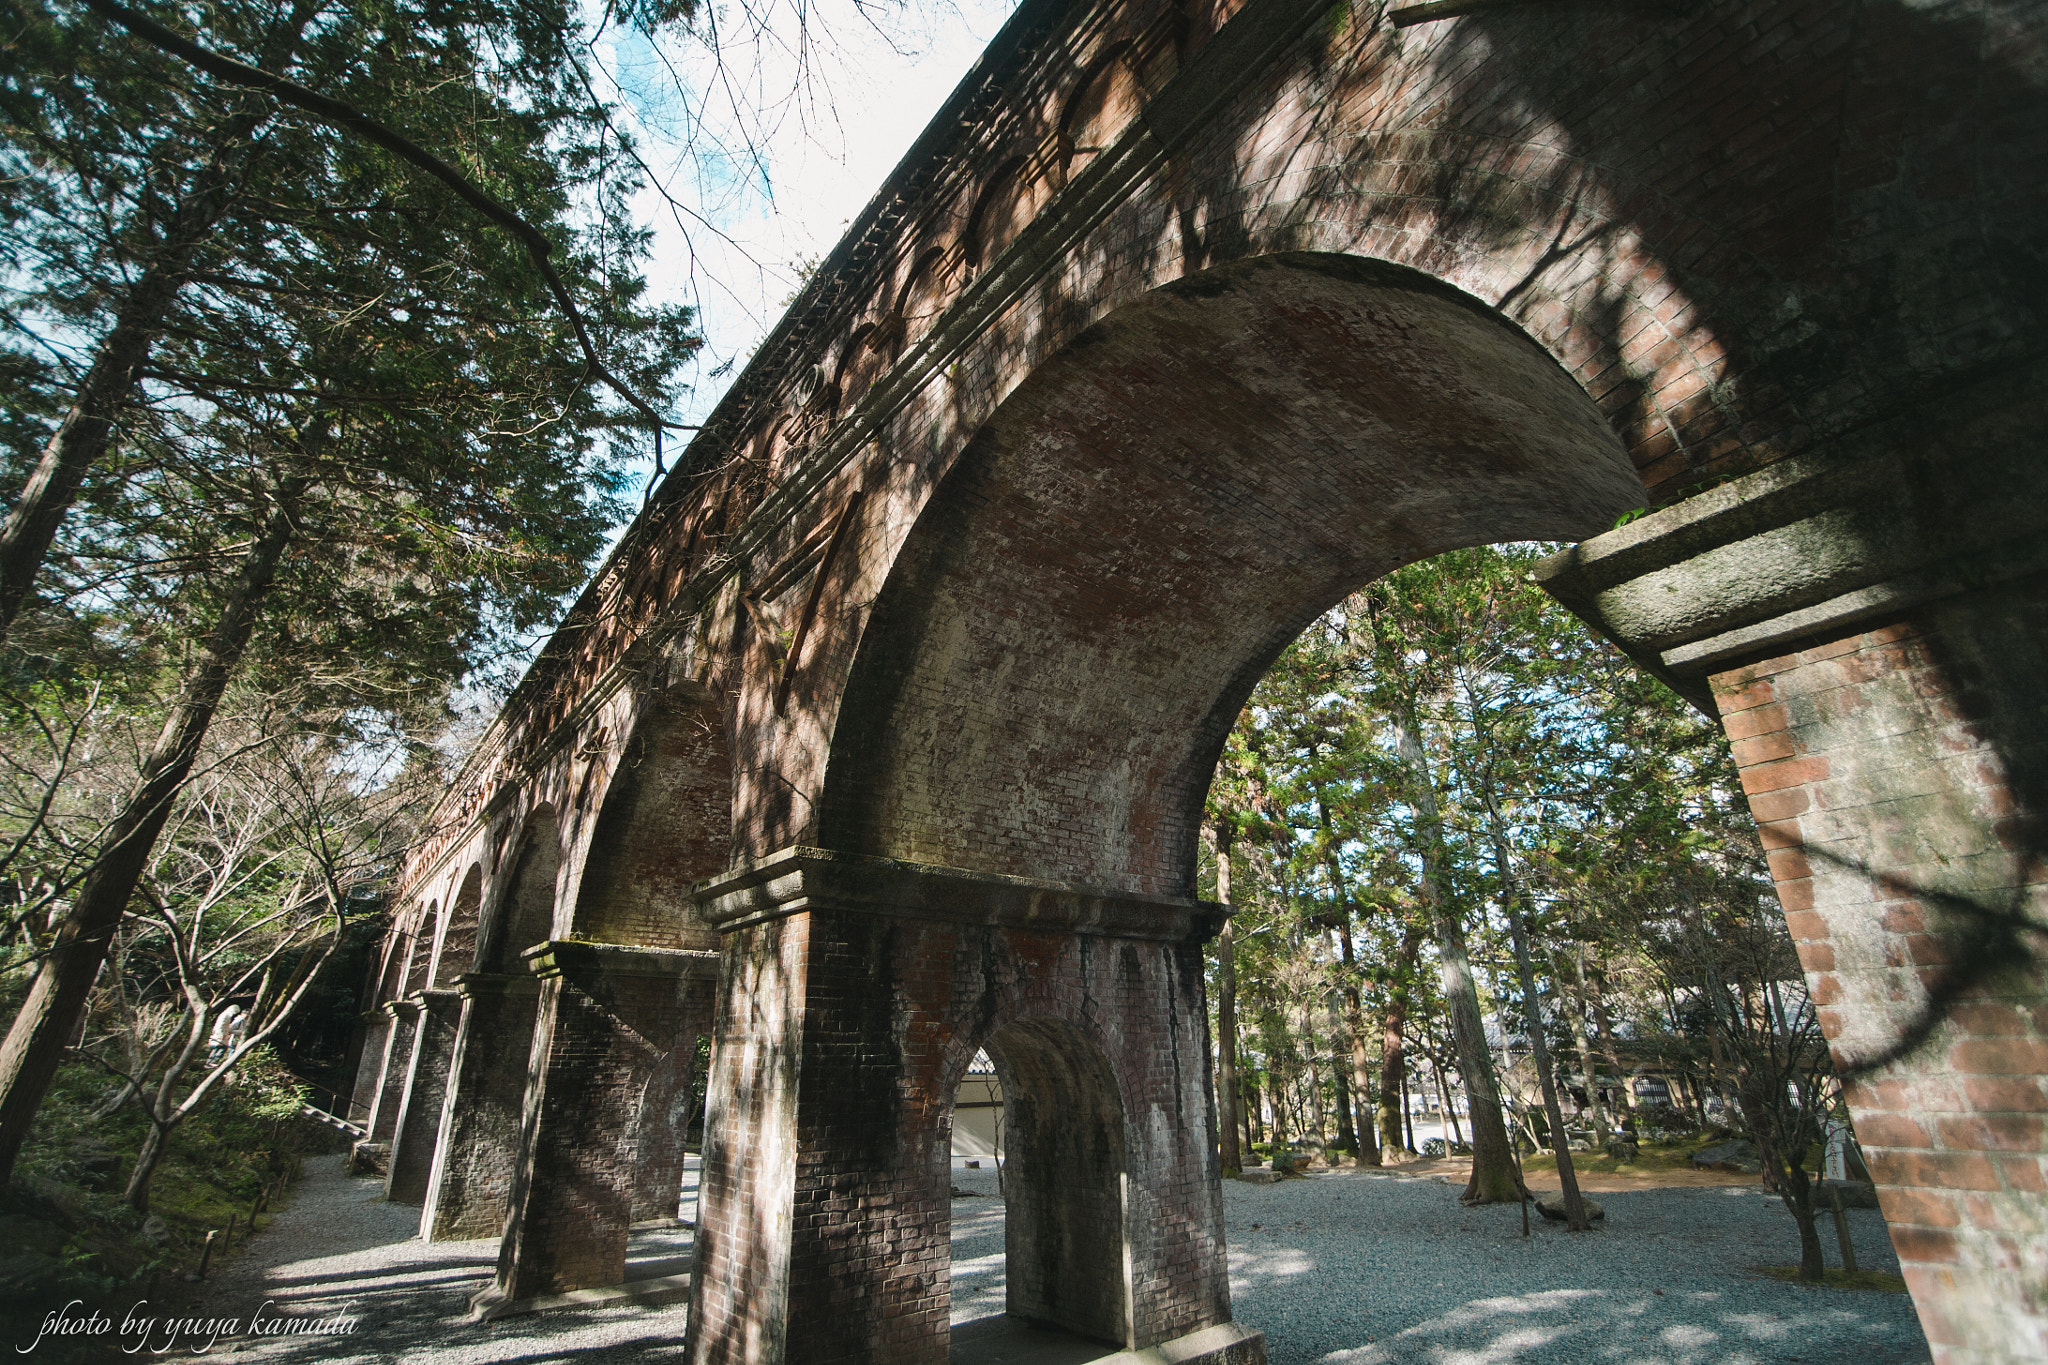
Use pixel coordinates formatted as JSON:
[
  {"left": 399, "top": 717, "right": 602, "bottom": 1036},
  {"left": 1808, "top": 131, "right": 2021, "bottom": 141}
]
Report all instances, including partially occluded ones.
[
  {"left": 1537, "top": 363, "right": 2048, "bottom": 707},
  {"left": 692, "top": 845, "right": 1229, "bottom": 942},
  {"left": 519, "top": 938, "right": 722, "bottom": 981}
]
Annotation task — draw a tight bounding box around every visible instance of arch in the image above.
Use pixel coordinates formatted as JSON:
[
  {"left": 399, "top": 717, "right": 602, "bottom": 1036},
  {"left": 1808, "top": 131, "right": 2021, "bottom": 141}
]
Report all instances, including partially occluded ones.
[
  {"left": 819, "top": 251, "right": 1643, "bottom": 895},
  {"left": 481, "top": 808, "right": 561, "bottom": 972},
  {"left": 432, "top": 865, "right": 484, "bottom": 987},
  {"left": 951, "top": 1016, "right": 1130, "bottom": 1346},
  {"left": 1061, "top": 44, "right": 1142, "bottom": 176},
  {"left": 630, "top": 1041, "right": 699, "bottom": 1222},
  {"left": 965, "top": 157, "right": 1051, "bottom": 269},
  {"left": 397, "top": 905, "right": 433, "bottom": 995},
  {"left": 898, "top": 247, "right": 953, "bottom": 345},
  {"left": 569, "top": 685, "right": 732, "bottom": 950}
]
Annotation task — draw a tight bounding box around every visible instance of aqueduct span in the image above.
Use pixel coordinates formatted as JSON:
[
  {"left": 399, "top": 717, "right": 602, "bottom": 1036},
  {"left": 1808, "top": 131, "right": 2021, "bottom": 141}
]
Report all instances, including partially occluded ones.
[{"left": 345, "top": 0, "right": 2047, "bottom": 1360}]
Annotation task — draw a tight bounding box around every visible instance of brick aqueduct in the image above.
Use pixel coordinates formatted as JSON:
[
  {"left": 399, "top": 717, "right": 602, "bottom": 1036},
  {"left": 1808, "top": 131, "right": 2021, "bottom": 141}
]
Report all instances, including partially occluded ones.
[{"left": 339, "top": 1, "right": 2046, "bottom": 1361}]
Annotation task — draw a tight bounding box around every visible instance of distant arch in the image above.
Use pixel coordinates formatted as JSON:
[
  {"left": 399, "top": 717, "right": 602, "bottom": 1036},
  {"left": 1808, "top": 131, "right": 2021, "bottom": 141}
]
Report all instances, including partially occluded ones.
[
  {"left": 432, "top": 864, "right": 485, "bottom": 986},
  {"left": 570, "top": 685, "right": 733, "bottom": 951},
  {"left": 481, "top": 808, "right": 561, "bottom": 972}
]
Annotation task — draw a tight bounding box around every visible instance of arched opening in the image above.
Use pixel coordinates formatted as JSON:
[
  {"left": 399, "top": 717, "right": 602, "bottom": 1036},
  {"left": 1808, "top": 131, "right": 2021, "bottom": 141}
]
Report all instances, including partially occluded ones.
[
  {"left": 482, "top": 808, "right": 560, "bottom": 971},
  {"left": 571, "top": 684, "right": 732, "bottom": 949},
  {"left": 820, "top": 251, "right": 1645, "bottom": 898},
  {"left": 811, "top": 251, "right": 1647, "bottom": 1356},
  {"left": 947, "top": 1018, "right": 1130, "bottom": 1350},
  {"left": 432, "top": 864, "right": 483, "bottom": 987}
]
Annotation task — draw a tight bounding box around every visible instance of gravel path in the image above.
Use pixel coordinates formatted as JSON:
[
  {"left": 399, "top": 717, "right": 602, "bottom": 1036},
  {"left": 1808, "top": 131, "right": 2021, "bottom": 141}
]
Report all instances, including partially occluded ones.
[
  {"left": 162, "top": 1158, "right": 1926, "bottom": 1363},
  {"left": 181, "top": 1155, "right": 694, "bottom": 1362}
]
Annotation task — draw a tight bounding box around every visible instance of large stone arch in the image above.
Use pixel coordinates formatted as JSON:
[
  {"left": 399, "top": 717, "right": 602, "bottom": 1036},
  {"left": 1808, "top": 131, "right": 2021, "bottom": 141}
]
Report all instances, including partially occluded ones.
[
  {"left": 474, "top": 690, "right": 726, "bottom": 1310},
  {"left": 361, "top": 2, "right": 2047, "bottom": 1359},
  {"left": 817, "top": 251, "right": 1641, "bottom": 894}
]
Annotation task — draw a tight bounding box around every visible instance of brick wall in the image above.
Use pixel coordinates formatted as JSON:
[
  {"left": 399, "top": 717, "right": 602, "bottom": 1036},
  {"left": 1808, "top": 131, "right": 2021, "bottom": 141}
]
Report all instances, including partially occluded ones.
[
  {"left": 366, "top": 1003, "right": 417, "bottom": 1144},
  {"left": 491, "top": 944, "right": 718, "bottom": 1301},
  {"left": 386, "top": 991, "right": 460, "bottom": 1204},
  {"left": 420, "top": 978, "right": 541, "bottom": 1241},
  {"left": 686, "top": 862, "right": 1233, "bottom": 1364},
  {"left": 1711, "top": 583, "right": 2048, "bottom": 1365}
]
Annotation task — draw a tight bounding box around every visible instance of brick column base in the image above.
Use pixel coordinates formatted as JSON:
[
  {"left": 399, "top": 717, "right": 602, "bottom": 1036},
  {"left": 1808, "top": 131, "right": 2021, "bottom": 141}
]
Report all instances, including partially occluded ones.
[
  {"left": 420, "top": 974, "right": 541, "bottom": 1241},
  {"left": 683, "top": 849, "right": 1261, "bottom": 1365},
  {"left": 478, "top": 941, "right": 718, "bottom": 1307}
]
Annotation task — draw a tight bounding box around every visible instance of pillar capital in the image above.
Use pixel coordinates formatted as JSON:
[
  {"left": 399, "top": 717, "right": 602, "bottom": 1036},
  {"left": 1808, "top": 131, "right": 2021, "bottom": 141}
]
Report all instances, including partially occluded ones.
[
  {"left": 692, "top": 845, "right": 1229, "bottom": 942},
  {"left": 1536, "top": 398, "right": 2048, "bottom": 712},
  {"left": 519, "top": 939, "right": 720, "bottom": 982},
  {"left": 454, "top": 971, "right": 543, "bottom": 999}
]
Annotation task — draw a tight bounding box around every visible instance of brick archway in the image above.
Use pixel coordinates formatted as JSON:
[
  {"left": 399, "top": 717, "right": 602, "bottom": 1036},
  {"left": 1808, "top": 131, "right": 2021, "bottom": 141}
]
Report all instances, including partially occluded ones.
[
  {"left": 819, "top": 251, "right": 1642, "bottom": 896},
  {"left": 353, "top": 2, "right": 2048, "bottom": 1358},
  {"left": 974, "top": 1016, "right": 1132, "bottom": 1345}
]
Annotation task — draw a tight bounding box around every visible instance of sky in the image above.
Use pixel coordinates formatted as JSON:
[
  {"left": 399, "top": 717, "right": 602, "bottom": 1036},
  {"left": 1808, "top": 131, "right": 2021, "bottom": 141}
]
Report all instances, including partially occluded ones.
[{"left": 591, "top": 0, "right": 1023, "bottom": 494}]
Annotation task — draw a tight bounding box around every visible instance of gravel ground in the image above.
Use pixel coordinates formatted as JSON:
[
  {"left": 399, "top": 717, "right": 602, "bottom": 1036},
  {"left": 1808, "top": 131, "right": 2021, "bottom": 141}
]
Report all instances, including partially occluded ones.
[
  {"left": 154, "top": 1157, "right": 1926, "bottom": 1364},
  {"left": 1201, "top": 1167, "right": 1929, "bottom": 1365}
]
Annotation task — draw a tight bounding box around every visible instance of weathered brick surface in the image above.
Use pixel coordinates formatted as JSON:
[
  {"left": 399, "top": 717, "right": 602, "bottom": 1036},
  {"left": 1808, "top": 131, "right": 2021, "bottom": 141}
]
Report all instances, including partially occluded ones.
[
  {"left": 349, "top": 0, "right": 2048, "bottom": 1356},
  {"left": 365, "top": 1002, "right": 418, "bottom": 1144},
  {"left": 686, "top": 882, "right": 1229, "bottom": 1365},
  {"left": 345, "top": 1014, "right": 389, "bottom": 1130},
  {"left": 385, "top": 990, "right": 460, "bottom": 1205},
  {"left": 493, "top": 944, "right": 718, "bottom": 1299},
  {"left": 420, "top": 977, "right": 541, "bottom": 1241},
  {"left": 1711, "top": 584, "right": 2048, "bottom": 1365}
]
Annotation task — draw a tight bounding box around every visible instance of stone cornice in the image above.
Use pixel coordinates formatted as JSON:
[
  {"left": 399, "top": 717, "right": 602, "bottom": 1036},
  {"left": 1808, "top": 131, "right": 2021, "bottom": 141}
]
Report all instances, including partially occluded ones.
[
  {"left": 1536, "top": 362, "right": 2048, "bottom": 708},
  {"left": 520, "top": 940, "right": 722, "bottom": 982},
  {"left": 694, "top": 846, "right": 1230, "bottom": 943},
  {"left": 453, "top": 971, "right": 543, "bottom": 999}
]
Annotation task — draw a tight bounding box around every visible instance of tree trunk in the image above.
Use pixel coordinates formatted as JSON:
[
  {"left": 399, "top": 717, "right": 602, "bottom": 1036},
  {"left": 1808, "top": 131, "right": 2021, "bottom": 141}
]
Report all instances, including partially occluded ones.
[
  {"left": 1389, "top": 710, "right": 1523, "bottom": 1203},
  {"left": 1434, "top": 1057, "right": 1462, "bottom": 1148},
  {"left": 124, "top": 1120, "right": 172, "bottom": 1212},
  {"left": 1330, "top": 1037, "right": 1355, "bottom": 1155},
  {"left": 1319, "top": 823, "right": 1380, "bottom": 1166},
  {"left": 0, "top": 0, "right": 321, "bottom": 644},
  {"left": 1503, "top": 886, "right": 1591, "bottom": 1230},
  {"left": 1588, "top": 964, "right": 1634, "bottom": 1128},
  {"left": 1302, "top": 1004, "right": 1326, "bottom": 1144},
  {"left": 1401, "top": 1069, "right": 1416, "bottom": 1153},
  {"left": 1377, "top": 923, "right": 1421, "bottom": 1159},
  {"left": 0, "top": 475, "right": 306, "bottom": 1180},
  {"left": 1560, "top": 948, "right": 1610, "bottom": 1149},
  {"left": 1211, "top": 822, "right": 1242, "bottom": 1175},
  {"left": 1335, "top": 919, "right": 1381, "bottom": 1166}
]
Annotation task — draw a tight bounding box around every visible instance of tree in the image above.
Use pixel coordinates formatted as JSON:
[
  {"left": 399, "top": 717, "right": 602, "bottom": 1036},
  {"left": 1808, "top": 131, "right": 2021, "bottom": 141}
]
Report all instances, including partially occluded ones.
[
  {"left": 80, "top": 701, "right": 430, "bottom": 1210},
  {"left": 0, "top": 109, "right": 695, "bottom": 1175},
  {"left": 0, "top": 0, "right": 704, "bottom": 644},
  {"left": 1659, "top": 903, "right": 1837, "bottom": 1279}
]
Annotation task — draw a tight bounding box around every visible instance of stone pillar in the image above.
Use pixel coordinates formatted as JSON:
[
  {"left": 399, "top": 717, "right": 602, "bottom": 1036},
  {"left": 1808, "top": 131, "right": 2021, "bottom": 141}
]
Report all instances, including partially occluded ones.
[
  {"left": 385, "top": 990, "right": 461, "bottom": 1205},
  {"left": 1538, "top": 423, "right": 2048, "bottom": 1365},
  {"left": 420, "top": 973, "right": 542, "bottom": 1241},
  {"left": 471, "top": 941, "right": 718, "bottom": 1315},
  {"left": 345, "top": 1011, "right": 389, "bottom": 1130},
  {"left": 682, "top": 848, "right": 1266, "bottom": 1365},
  {"left": 364, "top": 1000, "right": 418, "bottom": 1143}
]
